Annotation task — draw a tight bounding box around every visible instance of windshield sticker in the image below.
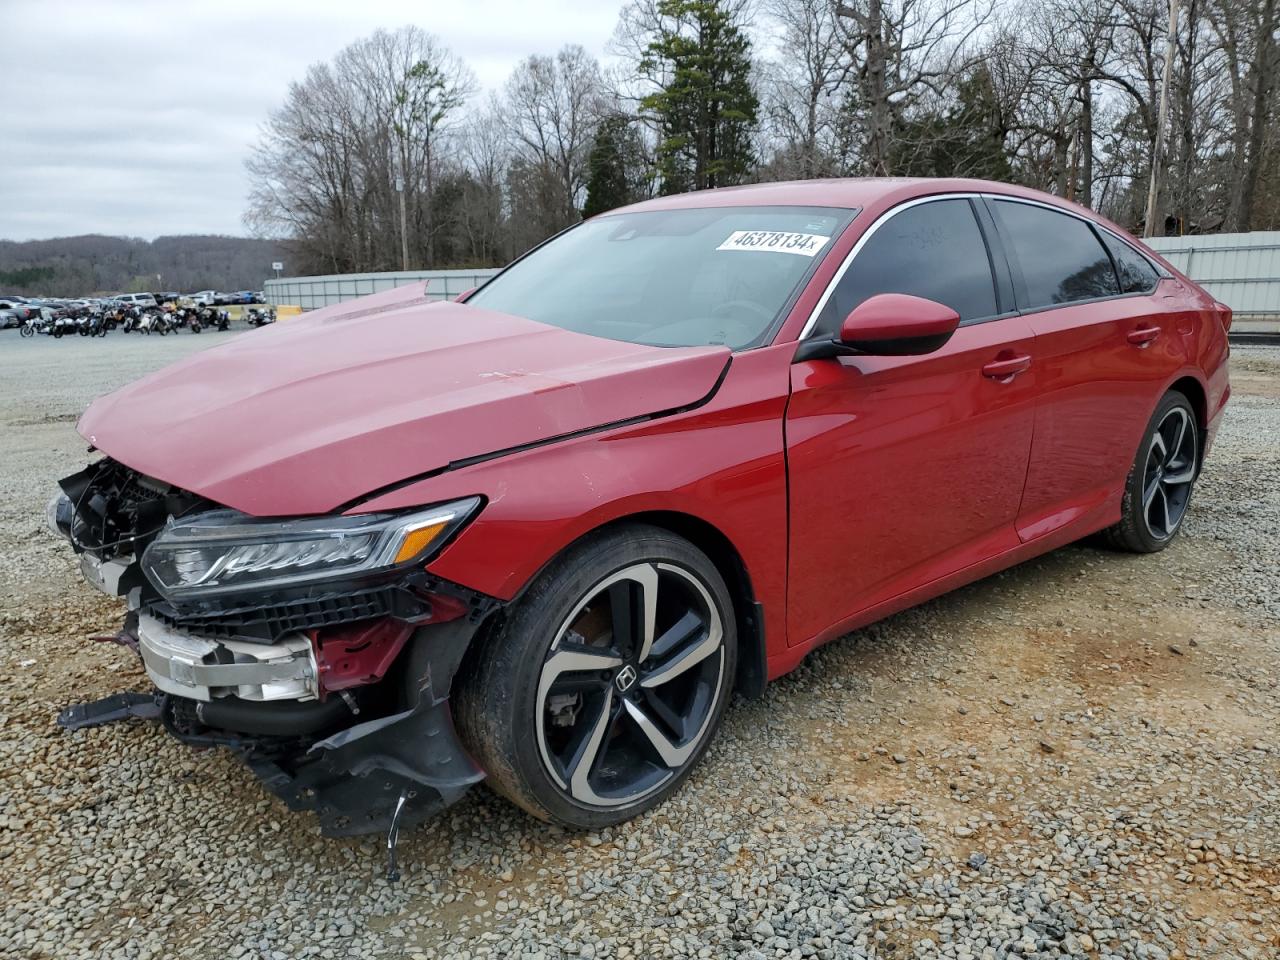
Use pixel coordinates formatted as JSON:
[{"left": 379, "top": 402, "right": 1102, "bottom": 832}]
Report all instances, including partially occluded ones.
[{"left": 717, "top": 230, "right": 830, "bottom": 257}]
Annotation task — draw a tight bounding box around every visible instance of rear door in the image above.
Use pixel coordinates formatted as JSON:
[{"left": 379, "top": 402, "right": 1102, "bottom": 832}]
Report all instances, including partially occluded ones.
[
  {"left": 785, "top": 196, "right": 1037, "bottom": 647},
  {"left": 986, "top": 198, "right": 1186, "bottom": 541}
]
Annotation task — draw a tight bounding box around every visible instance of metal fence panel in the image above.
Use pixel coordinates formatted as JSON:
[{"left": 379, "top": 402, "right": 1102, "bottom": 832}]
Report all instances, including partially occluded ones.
[
  {"left": 1147, "top": 232, "right": 1280, "bottom": 316},
  {"left": 264, "top": 269, "right": 500, "bottom": 311}
]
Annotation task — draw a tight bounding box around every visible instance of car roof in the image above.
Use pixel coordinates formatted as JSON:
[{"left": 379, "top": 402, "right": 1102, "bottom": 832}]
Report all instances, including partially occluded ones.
[
  {"left": 609, "top": 176, "right": 1110, "bottom": 222},
  {"left": 604, "top": 176, "right": 1158, "bottom": 262}
]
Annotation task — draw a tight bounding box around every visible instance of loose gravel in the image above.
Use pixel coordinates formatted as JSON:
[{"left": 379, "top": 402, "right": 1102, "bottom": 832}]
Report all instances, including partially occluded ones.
[{"left": 1, "top": 331, "right": 1277, "bottom": 960}]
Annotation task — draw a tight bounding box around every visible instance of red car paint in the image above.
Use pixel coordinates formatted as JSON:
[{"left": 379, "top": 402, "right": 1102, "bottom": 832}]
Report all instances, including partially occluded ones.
[
  {"left": 78, "top": 178, "right": 1230, "bottom": 688},
  {"left": 314, "top": 620, "right": 414, "bottom": 694},
  {"left": 77, "top": 295, "right": 730, "bottom": 515}
]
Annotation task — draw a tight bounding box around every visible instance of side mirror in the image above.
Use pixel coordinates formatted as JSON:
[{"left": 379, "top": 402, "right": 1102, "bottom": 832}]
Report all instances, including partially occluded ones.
[{"left": 794, "top": 293, "right": 960, "bottom": 362}]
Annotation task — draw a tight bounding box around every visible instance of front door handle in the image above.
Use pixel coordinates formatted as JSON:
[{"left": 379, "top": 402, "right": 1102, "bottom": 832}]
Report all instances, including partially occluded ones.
[
  {"left": 981, "top": 355, "right": 1032, "bottom": 381},
  {"left": 1127, "top": 326, "right": 1161, "bottom": 346}
]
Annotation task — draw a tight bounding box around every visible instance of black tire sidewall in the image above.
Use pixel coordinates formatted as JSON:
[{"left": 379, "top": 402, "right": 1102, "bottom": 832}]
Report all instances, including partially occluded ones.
[
  {"left": 1122, "top": 391, "right": 1198, "bottom": 551},
  {"left": 458, "top": 525, "right": 738, "bottom": 829}
]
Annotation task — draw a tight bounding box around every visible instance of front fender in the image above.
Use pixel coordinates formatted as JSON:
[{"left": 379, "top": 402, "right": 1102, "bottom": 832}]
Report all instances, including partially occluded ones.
[{"left": 353, "top": 346, "right": 795, "bottom": 657}]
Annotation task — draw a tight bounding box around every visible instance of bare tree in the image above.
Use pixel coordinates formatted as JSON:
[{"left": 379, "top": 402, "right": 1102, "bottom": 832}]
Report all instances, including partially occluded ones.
[
  {"left": 502, "top": 45, "right": 606, "bottom": 226},
  {"left": 834, "top": 0, "right": 992, "bottom": 174},
  {"left": 758, "top": 0, "right": 848, "bottom": 178},
  {"left": 245, "top": 4, "right": 1280, "bottom": 274},
  {"left": 244, "top": 27, "right": 475, "bottom": 273},
  {"left": 1210, "top": 0, "right": 1279, "bottom": 230}
]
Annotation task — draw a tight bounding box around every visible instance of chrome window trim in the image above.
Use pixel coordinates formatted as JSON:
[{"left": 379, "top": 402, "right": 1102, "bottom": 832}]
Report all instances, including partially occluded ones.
[
  {"left": 986, "top": 194, "right": 1166, "bottom": 293},
  {"left": 796, "top": 190, "right": 1166, "bottom": 342}
]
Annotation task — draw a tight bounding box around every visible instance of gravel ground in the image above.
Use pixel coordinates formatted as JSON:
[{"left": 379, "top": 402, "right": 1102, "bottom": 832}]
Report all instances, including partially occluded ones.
[{"left": 1, "top": 331, "right": 1277, "bottom": 960}]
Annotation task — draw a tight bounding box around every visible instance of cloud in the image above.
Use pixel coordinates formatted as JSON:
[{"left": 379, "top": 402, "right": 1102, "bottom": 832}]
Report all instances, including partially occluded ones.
[{"left": 0, "top": 0, "right": 623, "bottom": 239}]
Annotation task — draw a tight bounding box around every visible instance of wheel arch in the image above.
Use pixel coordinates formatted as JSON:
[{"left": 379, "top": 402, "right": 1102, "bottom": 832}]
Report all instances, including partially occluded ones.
[
  {"left": 512, "top": 509, "right": 768, "bottom": 700},
  {"left": 1165, "top": 373, "right": 1209, "bottom": 468},
  {"left": 1167, "top": 374, "right": 1207, "bottom": 430}
]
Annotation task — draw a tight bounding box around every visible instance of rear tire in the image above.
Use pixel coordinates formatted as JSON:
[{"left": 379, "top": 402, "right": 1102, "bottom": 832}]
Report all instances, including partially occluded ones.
[
  {"left": 455, "top": 524, "right": 737, "bottom": 829},
  {"left": 1100, "top": 390, "right": 1199, "bottom": 553}
]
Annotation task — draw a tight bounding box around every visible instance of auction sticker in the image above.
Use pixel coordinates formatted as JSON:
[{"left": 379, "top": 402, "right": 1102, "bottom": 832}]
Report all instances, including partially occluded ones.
[{"left": 717, "top": 230, "right": 830, "bottom": 257}]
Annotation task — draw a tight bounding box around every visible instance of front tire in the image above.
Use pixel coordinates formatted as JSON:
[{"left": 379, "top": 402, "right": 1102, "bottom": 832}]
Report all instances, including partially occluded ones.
[
  {"left": 1101, "top": 390, "right": 1199, "bottom": 553},
  {"left": 455, "top": 525, "right": 737, "bottom": 829}
]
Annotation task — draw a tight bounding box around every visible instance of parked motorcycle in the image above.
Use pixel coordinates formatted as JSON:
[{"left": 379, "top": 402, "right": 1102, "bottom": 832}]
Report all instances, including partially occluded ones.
[
  {"left": 198, "top": 306, "right": 229, "bottom": 331},
  {"left": 50, "top": 316, "right": 78, "bottom": 338},
  {"left": 246, "top": 307, "right": 276, "bottom": 327},
  {"left": 139, "top": 312, "right": 171, "bottom": 336},
  {"left": 119, "top": 308, "right": 144, "bottom": 333},
  {"left": 76, "top": 312, "right": 108, "bottom": 337}
]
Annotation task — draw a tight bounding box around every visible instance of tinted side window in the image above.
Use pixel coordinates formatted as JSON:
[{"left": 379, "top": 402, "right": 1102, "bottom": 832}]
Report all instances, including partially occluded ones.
[
  {"left": 1100, "top": 232, "right": 1160, "bottom": 293},
  {"left": 992, "top": 201, "right": 1119, "bottom": 308},
  {"left": 816, "top": 198, "right": 997, "bottom": 335}
]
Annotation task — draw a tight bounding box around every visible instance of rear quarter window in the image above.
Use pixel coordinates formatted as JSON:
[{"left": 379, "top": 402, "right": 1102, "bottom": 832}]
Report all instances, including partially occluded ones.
[
  {"left": 992, "top": 200, "right": 1119, "bottom": 309},
  {"left": 1100, "top": 232, "right": 1160, "bottom": 294}
]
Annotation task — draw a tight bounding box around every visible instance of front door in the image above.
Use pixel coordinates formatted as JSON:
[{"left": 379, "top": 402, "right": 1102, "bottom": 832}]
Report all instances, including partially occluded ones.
[{"left": 784, "top": 197, "right": 1038, "bottom": 647}]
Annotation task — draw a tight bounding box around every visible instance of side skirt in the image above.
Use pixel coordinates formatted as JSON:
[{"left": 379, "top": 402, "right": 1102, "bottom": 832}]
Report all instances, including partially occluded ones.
[{"left": 766, "top": 501, "right": 1119, "bottom": 681}]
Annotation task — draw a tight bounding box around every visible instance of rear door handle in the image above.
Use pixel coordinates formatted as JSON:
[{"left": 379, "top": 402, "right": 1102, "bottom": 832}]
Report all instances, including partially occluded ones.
[
  {"left": 981, "top": 355, "right": 1032, "bottom": 381},
  {"left": 1127, "top": 326, "right": 1161, "bottom": 346}
]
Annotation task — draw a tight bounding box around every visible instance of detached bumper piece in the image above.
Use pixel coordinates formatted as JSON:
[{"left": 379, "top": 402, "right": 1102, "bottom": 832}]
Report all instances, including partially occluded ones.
[{"left": 57, "top": 692, "right": 164, "bottom": 730}]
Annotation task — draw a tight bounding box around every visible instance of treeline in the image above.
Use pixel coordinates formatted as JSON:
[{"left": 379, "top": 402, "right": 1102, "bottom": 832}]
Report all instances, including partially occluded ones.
[
  {"left": 0, "top": 235, "right": 287, "bottom": 296},
  {"left": 246, "top": 0, "right": 1280, "bottom": 276}
]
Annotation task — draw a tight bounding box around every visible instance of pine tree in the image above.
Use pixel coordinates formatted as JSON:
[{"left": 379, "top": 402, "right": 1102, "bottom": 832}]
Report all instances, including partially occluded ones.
[
  {"left": 639, "top": 0, "right": 759, "bottom": 194},
  {"left": 887, "top": 66, "right": 1014, "bottom": 182},
  {"left": 583, "top": 116, "right": 638, "bottom": 217}
]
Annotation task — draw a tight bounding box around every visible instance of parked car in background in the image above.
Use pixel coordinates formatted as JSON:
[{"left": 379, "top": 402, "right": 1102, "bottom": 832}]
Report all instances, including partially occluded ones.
[
  {"left": 38, "top": 299, "right": 73, "bottom": 318},
  {"left": 0, "top": 308, "right": 22, "bottom": 329},
  {"left": 0, "top": 298, "right": 34, "bottom": 324},
  {"left": 115, "top": 293, "right": 158, "bottom": 309},
  {"left": 189, "top": 290, "right": 217, "bottom": 306},
  {"left": 153, "top": 292, "right": 181, "bottom": 305},
  {"left": 49, "top": 178, "right": 1229, "bottom": 848}
]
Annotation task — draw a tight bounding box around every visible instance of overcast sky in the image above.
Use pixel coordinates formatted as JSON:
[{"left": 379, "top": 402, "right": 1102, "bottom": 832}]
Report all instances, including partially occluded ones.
[{"left": 0, "top": 0, "right": 624, "bottom": 241}]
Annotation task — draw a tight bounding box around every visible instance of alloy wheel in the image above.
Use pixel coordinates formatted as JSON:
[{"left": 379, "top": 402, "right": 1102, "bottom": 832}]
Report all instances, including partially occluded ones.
[
  {"left": 535, "top": 561, "right": 726, "bottom": 808},
  {"left": 1143, "top": 406, "right": 1197, "bottom": 540}
]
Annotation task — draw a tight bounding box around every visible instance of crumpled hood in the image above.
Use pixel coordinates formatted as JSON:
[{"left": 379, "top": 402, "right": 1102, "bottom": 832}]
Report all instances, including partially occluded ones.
[{"left": 78, "top": 283, "right": 730, "bottom": 516}]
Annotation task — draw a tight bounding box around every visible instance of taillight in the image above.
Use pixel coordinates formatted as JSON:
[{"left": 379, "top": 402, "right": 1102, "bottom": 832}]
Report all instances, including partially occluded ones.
[{"left": 1214, "top": 301, "right": 1233, "bottom": 332}]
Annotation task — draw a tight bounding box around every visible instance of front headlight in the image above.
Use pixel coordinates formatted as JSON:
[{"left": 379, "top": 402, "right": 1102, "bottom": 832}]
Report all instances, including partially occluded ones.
[{"left": 140, "top": 497, "right": 480, "bottom": 601}]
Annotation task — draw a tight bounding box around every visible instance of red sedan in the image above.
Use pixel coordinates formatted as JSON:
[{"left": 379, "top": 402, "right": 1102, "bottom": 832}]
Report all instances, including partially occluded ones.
[{"left": 52, "top": 178, "right": 1230, "bottom": 843}]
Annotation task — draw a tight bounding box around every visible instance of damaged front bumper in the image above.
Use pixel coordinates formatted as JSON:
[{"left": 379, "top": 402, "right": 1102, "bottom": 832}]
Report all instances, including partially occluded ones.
[
  {"left": 61, "top": 617, "right": 489, "bottom": 839},
  {"left": 49, "top": 459, "right": 501, "bottom": 850}
]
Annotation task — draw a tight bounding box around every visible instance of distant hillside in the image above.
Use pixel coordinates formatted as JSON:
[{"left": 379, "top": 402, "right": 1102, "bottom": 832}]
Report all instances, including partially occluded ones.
[{"left": 0, "top": 234, "right": 288, "bottom": 296}]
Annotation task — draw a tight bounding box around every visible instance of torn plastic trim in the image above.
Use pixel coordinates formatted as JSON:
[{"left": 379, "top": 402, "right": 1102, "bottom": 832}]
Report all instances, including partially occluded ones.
[
  {"left": 228, "top": 615, "right": 491, "bottom": 838},
  {"left": 57, "top": 692, "right": 164, "bottom": 730},
  {"left": 55, "top": 609, "right": 496, "bottom": 842}
]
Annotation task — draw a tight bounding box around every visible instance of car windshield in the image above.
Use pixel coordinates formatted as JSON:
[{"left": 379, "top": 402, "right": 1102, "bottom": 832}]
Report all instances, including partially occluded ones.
[{"left": 467, "top": 205, "right": 856, "bottom": 350}]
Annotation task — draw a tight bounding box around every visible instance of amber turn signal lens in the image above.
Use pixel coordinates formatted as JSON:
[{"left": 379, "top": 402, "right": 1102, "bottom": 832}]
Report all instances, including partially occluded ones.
[{"left": 393, "top": 521, "right": 449, "bottom": 563}]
